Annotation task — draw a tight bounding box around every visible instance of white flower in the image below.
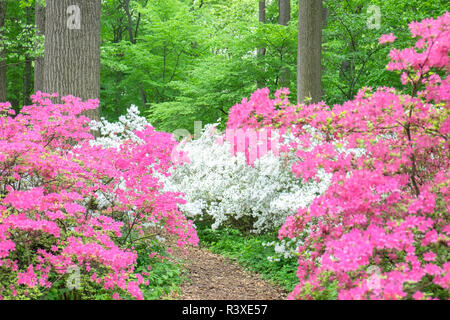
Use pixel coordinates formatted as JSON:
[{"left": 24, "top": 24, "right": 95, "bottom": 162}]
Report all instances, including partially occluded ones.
[
  {"left": 160, "top": 123, "right": 331, "bottom": 234},
  {"left": 89, "top": 105, "right": 150, "bottom": 149}
]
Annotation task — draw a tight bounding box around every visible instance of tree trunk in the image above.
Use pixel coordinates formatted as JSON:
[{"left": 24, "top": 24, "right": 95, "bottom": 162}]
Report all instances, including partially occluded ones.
[
  {"left": 0, "top": 0, "right": 7, "bottom": 102},
  {"left": 278, "top": 0, "right": 290, "bottom": 26},
  {"left": 278, "top": 0, "right": 291, "bottom": 89},
  {"left": 297, "top": 0, "right": 323, "bottom": 104},
  {"left": 321, "top": 1, "right": 328, "bottom": 98},
  {"left": 257, "top": 1, "right": 266, "bottom": 89},
  {"left": 43, "top": 0, "right": 101, "bottom": 120},
  {"left": 123, "top": 0, "right": 136, "bottom": 44},
  {"left": 24, "top": 56, "right": 32, "bottom": 105},
  {"left": 34, "top": 1, "right": 46, "bottom": 93},
  {"left": 23, "top": 5, "right": 33, "bottom": 106}
]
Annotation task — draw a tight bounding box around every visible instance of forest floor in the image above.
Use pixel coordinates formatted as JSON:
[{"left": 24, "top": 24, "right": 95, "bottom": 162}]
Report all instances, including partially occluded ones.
[{"left": 162, "top": 231, "right": 287, "bottom": 300}]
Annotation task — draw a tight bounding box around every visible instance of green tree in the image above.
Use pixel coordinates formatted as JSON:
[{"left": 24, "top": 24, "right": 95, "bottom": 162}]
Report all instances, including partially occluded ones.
[
  {"left": 101, "top": 0, "right": 206, "bottom": 121},
  {"left": 322, "top": 0, "right": 449, "bottom": 106},
  {"left": 1, "top": 0, "right": 42, "bottom": 110},
  {"left": 146, "top": 0, "right": 297, "bottom": 133}
]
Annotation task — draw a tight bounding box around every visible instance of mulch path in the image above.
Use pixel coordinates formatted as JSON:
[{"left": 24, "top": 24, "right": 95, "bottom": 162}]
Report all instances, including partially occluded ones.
[{"left": 160, "top": 231, "right": 287, "bottom": 300}]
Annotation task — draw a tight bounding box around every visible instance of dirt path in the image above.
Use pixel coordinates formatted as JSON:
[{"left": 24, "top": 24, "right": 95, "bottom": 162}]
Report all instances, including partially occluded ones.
[{"left": 163, "top": 234, "right": 287, "bottom": 300}]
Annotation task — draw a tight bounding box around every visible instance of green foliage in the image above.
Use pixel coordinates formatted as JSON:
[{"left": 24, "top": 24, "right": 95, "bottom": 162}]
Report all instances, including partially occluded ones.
[
  {"left": 196, "top": 223, "right": 297, "bottom": 293},
  {"left": 100, "top": 0, "right": 298, "bottom": 133},
  {"left": 2, "top": 0, "right": 449, "bottom": 129},
  {"left": 298, "top": 272, "right": 339, "bottom": 300},
  {"left": 322, "top": 0, "right": 449, "bottom": 106},
  {"left": 41, "top": 238, "right": 185, "bottom": 300},
  {"left": 1, "top": 1, "right": 40, "bottom": 108},
  {"left": 43, "top": 276, "right": 113, "bottom": 301},
  {"left": 132, "top": 240, "right": 186, "bottom": 300},
  {"left": 100, "top": 0, "right": 208, "bottom": 122},
  {"left": 99, "top": 0, "right": 449, "bottom": 133},
  {"left": 145, "top": 0, "right": 298, "bottom": 133}
]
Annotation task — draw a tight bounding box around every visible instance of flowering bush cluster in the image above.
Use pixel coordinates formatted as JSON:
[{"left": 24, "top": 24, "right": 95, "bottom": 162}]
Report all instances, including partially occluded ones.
[
  {"left": 0, "top": 94, "right": 197, "bottom": 300},
  {"left": 87, "top": 107, "right": 330, "bottom": 235},
  {"left": 227, "top": 13, "right": 449, "bottom": 299},
  {"left": 162, "top": 124, "right": 330, "bottom": 233},
  {"left": 89, "top": 104, "right": 149, "bottom": 150}
]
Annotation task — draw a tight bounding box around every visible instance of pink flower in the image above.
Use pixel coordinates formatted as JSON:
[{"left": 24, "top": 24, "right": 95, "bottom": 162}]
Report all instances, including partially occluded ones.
[
  {"left": 226, "top": 12, "right": 449, "bottom": 300},
  {"left": 423, "top": 251, "right": 436, "bottom": 262},
  {"left": 17, "top": 265, "right": 38, "bottom": 288},
  {"left": 379, "top": 33, "right": 396, "bottom": 44},
  {"left": 413, "top": 291, "right": 425, "bottom": 300}
]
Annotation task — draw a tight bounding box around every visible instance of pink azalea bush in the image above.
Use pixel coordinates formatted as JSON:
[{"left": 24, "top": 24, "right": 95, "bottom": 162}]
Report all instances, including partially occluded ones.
[
  {"left": 0, "top": 93, "right": 198, "bottom": 300},
  {"left": 227, "top": 13, "right": 449, "bottom": 300}
]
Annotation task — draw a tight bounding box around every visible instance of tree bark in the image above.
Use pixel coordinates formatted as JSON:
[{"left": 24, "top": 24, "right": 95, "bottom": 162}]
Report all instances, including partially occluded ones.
[
  {"left": 34, "top": 1, "right": 46, "bottom": 93},
  {"left": 278, "top": 0, "right": 290, "bottom": 26},
  {"left": 43, "top": 0, "right": 101, "bottom": 120},
  {"left": 278, "top": 0, "right": 291, "bottom": 89},
  {"left": 321, "top": 1, "right": 328, "bottom": 98},
  {"left": 258, "top": 1, "right": 266, "bottom": 33},
  {"left": 24, "top": 56, "right": 32, "bottom": 105},
  {"left": 257, "top": 1, "right": 266, "bottom": 89},
  {"left": 297, "top": 0, "right": 323, "bottom": 104},
  {"left": 0, "top": 0, "right": 7, "bottom": 102},
  {"left": 23, "top": 5, "right": 33, "bottom": 106}
]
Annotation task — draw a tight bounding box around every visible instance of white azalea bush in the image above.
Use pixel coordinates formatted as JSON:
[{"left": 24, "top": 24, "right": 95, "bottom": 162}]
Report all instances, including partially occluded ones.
[
  {"left": 88, "top": 106, "right": 332, "bottom": 263},
  {"left": 262, "top": 237, "right": 302, "bottom": 261},
  {"left": 90, "top": 104, "right": 149, "bottom": 149},
  {"left": 163, "top": 124, "right": 331, "bottom": 234},
  {"left": 88, "top": 106, "right": 331, "bottom": 235}
]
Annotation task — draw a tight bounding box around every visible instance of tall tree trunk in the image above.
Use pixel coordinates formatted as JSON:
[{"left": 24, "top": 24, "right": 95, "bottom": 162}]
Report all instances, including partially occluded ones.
[
  {"left": 278, "top": 0, "right": 291, "bottom": 89},
  {"left": 34, "top": 1, "right": 46, "bottom": 93},
  {"left": 256, "top": 1, "right": 266, "bottom": 89},
  {"left": 278, "top": 0, "right": 290, "bottom": 26},
  {"left": 23, "top": 56, "right": 32, "bottom": 105},
  {"left": 43, "top": 0, "right": 101, "bottom": 120},
  {"left": 23, "top": 5, "right": 33, "bottom": 106},
  {"left": 321, "top": 1, "right": 328, "bottom": 98},
  {"left": 297, "top": 0, "right": 323, "bottom": 104},
  {"left": 0, "top": 0, "right": 7, "bottom": 102}
]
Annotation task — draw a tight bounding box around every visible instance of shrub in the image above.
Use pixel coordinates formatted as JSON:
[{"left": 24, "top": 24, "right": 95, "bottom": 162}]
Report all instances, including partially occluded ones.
[
  {"left": 163, "top": 123, "right": 330, "bottom": 233},
  {"left": 0, "top": 94, "right": 198, "bottom": 300},
  {"left": 89, "top": 104, "right": 149, "bottom": 150},
  {"left": 226, "top": 13, "right": 450, "bottom": 300}
]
